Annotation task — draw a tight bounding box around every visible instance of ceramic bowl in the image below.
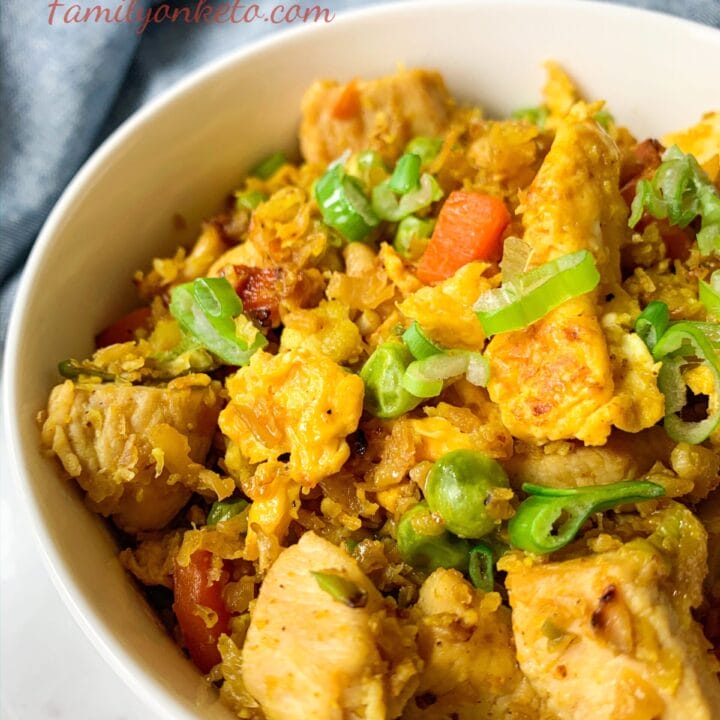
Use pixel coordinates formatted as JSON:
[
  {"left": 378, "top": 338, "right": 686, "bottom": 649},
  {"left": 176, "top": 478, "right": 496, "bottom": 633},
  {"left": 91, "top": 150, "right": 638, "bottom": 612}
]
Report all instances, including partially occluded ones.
[{"left": 4, "top": 1, "right": 719, "bottom": 717}]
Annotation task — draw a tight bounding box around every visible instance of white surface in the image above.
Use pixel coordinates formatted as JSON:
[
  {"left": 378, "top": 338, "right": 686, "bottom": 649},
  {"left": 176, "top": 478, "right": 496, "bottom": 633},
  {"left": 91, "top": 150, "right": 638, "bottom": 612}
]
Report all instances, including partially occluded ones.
[
  {"left": 0, "top": 407, "right": 162, "bottom": 720},
  {"left": 3, "top": 2, "right": 720, "bottom": 719}
]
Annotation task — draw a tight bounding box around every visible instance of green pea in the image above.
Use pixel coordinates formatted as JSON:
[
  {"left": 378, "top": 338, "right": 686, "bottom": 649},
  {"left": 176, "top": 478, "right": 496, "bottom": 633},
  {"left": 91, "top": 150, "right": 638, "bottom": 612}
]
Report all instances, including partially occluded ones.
[
  {"left": 359, "top": 341, "right": 422, "bottom": 418},
  {"left": 424, "top": 449, "right": 510, "bottom": 539},
  {"left": 396, "top": 501, "right": 470, "bottom": 572}
]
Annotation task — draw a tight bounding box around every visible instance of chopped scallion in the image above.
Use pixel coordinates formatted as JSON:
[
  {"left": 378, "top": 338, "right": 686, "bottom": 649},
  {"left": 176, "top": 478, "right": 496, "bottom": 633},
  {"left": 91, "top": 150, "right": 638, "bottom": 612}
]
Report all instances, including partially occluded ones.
[
  {"left": 311, "top": 571, "right": 368, "bottom": 608},
  {"left": 251, "top": 151, "right": 286, "bottom": 180},
  {"left": 474, "top": 250, "right": 600, "bottom": 336}
]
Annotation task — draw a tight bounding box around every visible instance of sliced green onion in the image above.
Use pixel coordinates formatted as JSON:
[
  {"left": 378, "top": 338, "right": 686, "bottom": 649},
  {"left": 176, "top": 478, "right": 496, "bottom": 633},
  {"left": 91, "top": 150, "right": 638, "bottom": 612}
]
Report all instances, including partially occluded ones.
[
  {"left": 393, "top": 215, "right": 435, "bottom": 260},
  {"left": 629, "top": 178, "right": 666, "bottom": 227},
  {"left": 315, "top": 164, "right": 379, "bottom": 242},
  {"left": 401, "top": 361, "right": 444, "bottom": 398},
  {"left": 388, "top": 153, "right": 421, "bottom": 194},
  {"left": 360, "top": 342, "right": 422, "bottom": 418},
  {"left": 500, "top": 236, "right": 533, "bottom": 282},
  {"left": 169, "top": 278, "right": 267, "bottom": 366},
  {"left": 311, "top": 571, "right": 368, "bottom": 608},
  {"left": 251, "top": 151, "right": 286, "bottom": 180},
  {"left": 401, "top": 352, "right": 473, "bottom": 398},
  {"left": 511, "top": 105, "right": 549, "bottom": 129},
  {"left": 628, "top": 145, "right": 720, "bottom": 256},
  {"left": 58, "top": 359, "right": 115, "bottom": 382},
  {"left": 372, "top": 173, "right": 443, "bottom": 222},
  {"left": 207, "top": 498, "right": 248, "bottom": 526},
  {"left": 466, "top": 352, "right": 490, "bottom": 387},
  {"left": 474, "top": 250, "right": 600, "bottom": 336},
  {"left": 700, "top": 271, "right": 720, "bottom": 320},
  {"left": 468, "top": 543, "right": 494, "bottom": 592},
  {"left": 635, "top": 300, "right": 670, "bottom": 352},
  {"left": 402, "top": 321, "right": 443, "bottom": 360},
  {"left": 697, "top": 184, "right": 720, "bottom": 255},
  {"left": 405, "top": 136, "right": 443, "bottom": 166},
  {"left": 350, "top": 150, "right": 388, "bottom": 189},
  {"left": 653, "top": 321, "right": 720, "bottom": 444},
  {"left": 593, "top": 109, "right": 614, "bottom": 131},
  {"left": 508, "top": 480, "right": 665, "bottom": 555},
  {"left": 235, "top": 190, "right": 268, "bottom": 211}
]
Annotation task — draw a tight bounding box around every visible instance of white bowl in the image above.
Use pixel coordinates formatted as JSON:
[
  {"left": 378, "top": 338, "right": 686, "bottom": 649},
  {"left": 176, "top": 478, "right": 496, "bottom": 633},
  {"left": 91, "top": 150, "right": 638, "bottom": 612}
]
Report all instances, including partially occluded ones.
[{"left": 4, "top": 1, "right": 719, "bottom": 717}]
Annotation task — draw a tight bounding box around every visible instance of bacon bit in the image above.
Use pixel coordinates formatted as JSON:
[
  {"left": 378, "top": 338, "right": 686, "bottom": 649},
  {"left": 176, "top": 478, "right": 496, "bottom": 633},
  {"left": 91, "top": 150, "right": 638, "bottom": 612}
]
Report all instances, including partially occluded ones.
[
  {"left": 331, "top": 80, "right": 361, "bottom": 120},
  {"left": 95, "top": 306, "right": 152, "bottom": 348},
  {"left": 224, "top": 265, "right": 283, "bottom": 328},
  {"left": 620, "top": 138, "right": 664, "bottom": 201}
]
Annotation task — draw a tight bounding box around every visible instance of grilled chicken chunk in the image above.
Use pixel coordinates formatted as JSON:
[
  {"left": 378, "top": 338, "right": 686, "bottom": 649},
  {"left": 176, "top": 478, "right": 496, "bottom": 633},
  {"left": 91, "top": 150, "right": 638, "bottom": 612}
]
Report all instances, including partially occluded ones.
[
  {"left": 242, "top": 532, "right": 421, "bottom": 720},
  {"left": 300, "top": 68, "right": 455, "bottom": 166},
  {"left": 501, "top": 504, "right": 720, "bottom": 720},
  {"left": 41, "top": 377, "right": 223, "bottom": 532},
  {"left": 405, "top": 568, "right": 549, "bottom": 720}
]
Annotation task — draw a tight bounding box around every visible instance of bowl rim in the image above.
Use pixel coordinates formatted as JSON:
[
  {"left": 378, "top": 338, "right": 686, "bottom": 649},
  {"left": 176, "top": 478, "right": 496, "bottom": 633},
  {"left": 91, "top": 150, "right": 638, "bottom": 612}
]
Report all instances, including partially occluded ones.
[{"left": 3, "top": 0, "right": 719, "bottom": 717}]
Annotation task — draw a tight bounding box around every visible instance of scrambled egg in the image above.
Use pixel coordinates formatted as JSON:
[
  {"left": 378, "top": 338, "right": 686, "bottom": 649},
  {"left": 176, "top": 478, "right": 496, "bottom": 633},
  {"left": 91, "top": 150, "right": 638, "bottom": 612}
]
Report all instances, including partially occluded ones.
[
  {"left": 487, "top": 105, "right": 663, "bottom": 445},
  {"left": 219, "top": 348, "right": 364, "bottom": 489},
  {"left": 399, "top": 262, "right": 497, "bottom": 350}
]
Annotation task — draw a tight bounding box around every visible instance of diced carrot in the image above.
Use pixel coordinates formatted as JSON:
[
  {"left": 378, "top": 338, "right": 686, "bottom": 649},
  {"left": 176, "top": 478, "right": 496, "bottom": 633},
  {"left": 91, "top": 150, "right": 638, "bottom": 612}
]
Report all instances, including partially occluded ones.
[
  {"left": 416, "top": 191, "right": 511, "bottom": 284},
  {"left": 95, "top": 306, "right": 152, "bottom": 348},
  {"left": 331, "top": 80, "right": 361, "bottom": 120}
]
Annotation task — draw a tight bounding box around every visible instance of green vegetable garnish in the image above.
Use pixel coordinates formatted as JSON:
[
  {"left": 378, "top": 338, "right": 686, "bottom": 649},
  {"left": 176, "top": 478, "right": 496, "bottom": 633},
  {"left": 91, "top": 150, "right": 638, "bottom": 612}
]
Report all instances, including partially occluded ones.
[
  {"left": 405, "top": 136, "right": 443, "bottom": 166},
  {"left": 251, "top": 151, "right": 286, "bottom": 180},
  {"left": 699, "top": 271, "right": 720, "bottom": 320},
  {"left": 58, "top": 359, "right": 115, "bottom": 382},
  {"left": 311, "top": 571, "right": 368, "bottom": 608},
  {"left": 396, "top": 501, "right": 470, "bottom": 573},
  {"left": 401, "top": 351, "right": 481, "bottom": 398},
  {"left": 511, "top": 105, "right": 549, "bottom": 129},
  {"left": 474, "top": 250, "right": 600, "bottom": 336},
  {"left": 371, "top": 172, "right": 443, "bottom": 222},
  {"left": 593, "top": 109, "right": 614, "bottom": 131},
  {"left": 315, "top": 163, "right": 380, "bottom": 242},
  {"left": 635, "top": 300, "right": 670, "bottom": 352},
  {"left": 508, "top": 481, "right": 665, "bottom": 555},
  {"left": 468, "top": 543, "right": 494, "bottom": 592},
  {"left": 235, "top": 190, "right": 268, "bottom": 211},
  {"left": 393, "top": 215, "right": 435, "bottom": 260},
  {"left": 628, "top": 145, "right": 720, "bottom": 256},
  {"left": 169, "top": 277, "right": 267, "bottom": 366},
  {"left": 388, "top": 153, "right": 422, "bottom": 194},
  {"left": 424, "top": 450, "right": 510, "bottom": 539},
  {"left": 653, "top": 321, "right": 720, "bottom": 444},
  {"left": 359, "top": 341, "right": 422, "bottom": 418},
  {"left": 206, "top": 498, "right": 248, "bottom": 526},
  {"left": 402, "top": 321, "right": 443, "bottom": 360}
]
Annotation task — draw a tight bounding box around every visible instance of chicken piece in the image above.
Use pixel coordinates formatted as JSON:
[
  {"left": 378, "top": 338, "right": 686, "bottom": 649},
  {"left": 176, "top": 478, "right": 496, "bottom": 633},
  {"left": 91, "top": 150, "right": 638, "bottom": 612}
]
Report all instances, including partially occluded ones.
[
  {"left": 41, "top": 376, "right": 223, "bottom": 532},
  {"left": 501, "top": 503, "right": 720, "bottom": 720},
  {"left": 399, "top": 262, "right": 496, "bottom": 351},
  {"left": 404, "top": 568, "right": 548, "bottom": 720},
  {"left": 486, "top": 106, "right": 664, "bottom": 445},
  {"left": 505, "top": 427, "right": 673, "bottom": 489},
  {"left": 300, "top": 68, "right": 455, "bottom": 166},
  {"left": 242, "top": 532, "right": 421, "bottom": 720},
  {"left": 219, "top": 349, "right": 364, "bottom": 489}
]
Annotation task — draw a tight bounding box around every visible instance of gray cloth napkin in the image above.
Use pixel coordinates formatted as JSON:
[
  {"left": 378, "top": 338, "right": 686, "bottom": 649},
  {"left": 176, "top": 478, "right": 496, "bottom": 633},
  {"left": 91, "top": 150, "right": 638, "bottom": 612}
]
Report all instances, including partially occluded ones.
[{"left": 1, "top": 0, "right": 718, "bottom": 347}]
